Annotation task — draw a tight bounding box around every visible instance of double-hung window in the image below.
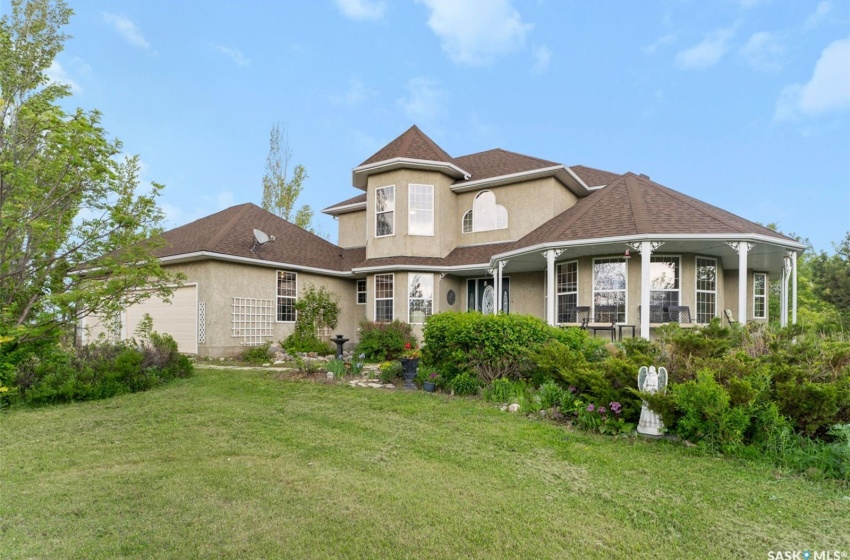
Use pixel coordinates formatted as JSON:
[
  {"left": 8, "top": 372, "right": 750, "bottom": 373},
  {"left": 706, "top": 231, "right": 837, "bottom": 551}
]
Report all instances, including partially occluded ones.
[
  {"left": 696, "top": 257, "right": 717, "bottom": 323},
  {"left": 650, "top": 256, "right": 680, "bottom": 321},
  {"left": 408, "top": 184, "right": 434, "bottom": 236},
  {"left": 375, "top": 185, "right": 395, "bottom": 237},
  {"left": 556, "top": 261, "right": 578, "bottom": 323},
  {"left": 753, "top": 272, "right": 767, "bottom": 319},
  {"left": 375, "top": 274, "right": 394, "bottom": 322},
  {"left": 277, "top": 271, "right": 297, "bottom": 322},
  {"left": 408, "top": 273, "right": 433, "bottom": 324},
  {"left": 592, "top": 257, "right": 626, "bottom": 322}
]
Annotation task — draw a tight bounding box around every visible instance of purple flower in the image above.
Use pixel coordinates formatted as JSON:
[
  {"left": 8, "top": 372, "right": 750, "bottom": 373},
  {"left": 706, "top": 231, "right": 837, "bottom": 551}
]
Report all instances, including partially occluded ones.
[
  {"left": 587, "top": 404, "right": 595, "bottom": 412},
  {"left": 598, "top": 406, "right": 607, "bottom": 415},
  {"left": 569, "top": 386, "right": 577, "bottom": 394},
  {"left": 609, "top": 401, "right": 622, "bottom": 415}
]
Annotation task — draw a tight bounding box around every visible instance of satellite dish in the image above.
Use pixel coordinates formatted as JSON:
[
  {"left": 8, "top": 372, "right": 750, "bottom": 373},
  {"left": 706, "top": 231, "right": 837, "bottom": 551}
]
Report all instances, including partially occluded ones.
[{"left": 251, "top": 228, "right": 274, "bottom": 253}]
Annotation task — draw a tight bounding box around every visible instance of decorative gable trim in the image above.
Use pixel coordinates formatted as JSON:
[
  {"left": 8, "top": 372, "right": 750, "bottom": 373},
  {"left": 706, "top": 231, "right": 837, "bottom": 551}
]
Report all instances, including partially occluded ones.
[{"left": 352, "top": 157, "right": 470, "bottom": 189}]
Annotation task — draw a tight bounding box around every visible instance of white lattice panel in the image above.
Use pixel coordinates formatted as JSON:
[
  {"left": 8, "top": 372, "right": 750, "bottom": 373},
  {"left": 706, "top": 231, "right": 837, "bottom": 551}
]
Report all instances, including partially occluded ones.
[
  {"left": 231, "top": 297, "right": 273, "bottom": 346},
  {"left": 198, "top": 302, "right": 206, "bottom": 343}
]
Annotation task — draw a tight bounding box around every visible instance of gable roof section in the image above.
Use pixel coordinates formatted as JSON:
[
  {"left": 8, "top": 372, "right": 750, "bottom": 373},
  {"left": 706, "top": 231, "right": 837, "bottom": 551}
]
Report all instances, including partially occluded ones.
[
  {"left": 359, "top": 125, "right": 455, "bottom": 166},
  {"left": 352, "top": 125, "right": 470, "bottom": 189},
  {"left": 323, "top": 193, "right": 367, "bottom": 215},
  {"left": 154, "top": 203, "right": 357, "bottom": 273},
  {"left": 508, "top": 172, "right": 797, "bottom": 251},
  {"left": 453, "top": 149, "right": 561, "bottom": 183},
  {"left": 570, "top": 165, "right": 621, "bottom": 188}
]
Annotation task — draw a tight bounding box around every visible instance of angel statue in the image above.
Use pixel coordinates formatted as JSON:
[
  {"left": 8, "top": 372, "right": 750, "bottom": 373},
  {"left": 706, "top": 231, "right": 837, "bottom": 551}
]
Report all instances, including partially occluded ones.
[{"left": 637, "top": 366, "right": 667, "bottom": 436}]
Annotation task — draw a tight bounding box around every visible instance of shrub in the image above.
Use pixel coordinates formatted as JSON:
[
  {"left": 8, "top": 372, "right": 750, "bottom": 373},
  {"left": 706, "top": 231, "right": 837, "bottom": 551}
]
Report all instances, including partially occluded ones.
[
  {"left": 670, "top": 370, "right": 749, "bottom": 452},
  {"left": 378, "top": 361, "right": 402, "bottom": 384},
  {"left": 241, "top": 343, "right": 271, "bottom": 364},
  {"left": 423, "top": 312, "right": 577, "bottom": 383},
  {"left": 449, "top": 372, "right": 480, "bottom": 396},
  {"left": 283, "top": 285, "right": 340, "bottom": 354},
  {"left": 326, "top": 358, "right": 346, "bottom": 378},
  {"left": 355, "top": 320, "right": 415, "bottom": 362}
]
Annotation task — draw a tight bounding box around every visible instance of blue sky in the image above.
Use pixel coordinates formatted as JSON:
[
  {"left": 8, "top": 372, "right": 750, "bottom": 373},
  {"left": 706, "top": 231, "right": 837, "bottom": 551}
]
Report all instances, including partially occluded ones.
[{"left": 33, "top": 0, "right": 850, "bottom": 251}]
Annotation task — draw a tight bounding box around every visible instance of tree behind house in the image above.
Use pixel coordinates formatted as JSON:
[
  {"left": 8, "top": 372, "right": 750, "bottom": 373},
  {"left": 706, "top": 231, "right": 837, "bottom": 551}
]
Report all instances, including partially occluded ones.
[{"left": 260, "top": 122, "right": 314, "bottom": 231}]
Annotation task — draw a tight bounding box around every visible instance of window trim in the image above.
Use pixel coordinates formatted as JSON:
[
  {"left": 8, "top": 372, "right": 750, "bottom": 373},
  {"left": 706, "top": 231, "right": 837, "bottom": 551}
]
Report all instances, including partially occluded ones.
[
  {"left": 753, "top": 271, "right": 768, "bottom": 320},
  {"left": 375, "top": 185, "right": 395, "bottom": 238},
  {"left": 407, "top": 273, "right": 434, "bottom": 324},
  {"left": 374, "top": 273, "right": 394, "bottom": 323},
  {"left": 695, "top": 256, "right": 718, "bottom": 324},
  {"left": 650, "top": 254, "right": 681, "bottom": 321},
  {"left": 556, "top": 260, "right": 579, "bottom": 323},
  {"left": 592, "top": 256, "right": 628, "bottom": 323},
  {"left": 461, "top": 210, "right": 473, "bottom": 234},
  {"left": 408, "top": 183, "right": 434, "bottom": 237},
  {"left": 356, "top": 279, "right": 367, "bottom": 305},
  {"left": 276, "top": 270, "right": 297, "bottom": 323}
]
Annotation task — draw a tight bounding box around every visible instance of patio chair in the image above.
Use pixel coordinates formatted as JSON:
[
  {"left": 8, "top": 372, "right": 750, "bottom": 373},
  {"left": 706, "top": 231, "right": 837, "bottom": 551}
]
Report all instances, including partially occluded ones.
[{"left": 724, "top": 309, "right": 737, "bottom": 326}]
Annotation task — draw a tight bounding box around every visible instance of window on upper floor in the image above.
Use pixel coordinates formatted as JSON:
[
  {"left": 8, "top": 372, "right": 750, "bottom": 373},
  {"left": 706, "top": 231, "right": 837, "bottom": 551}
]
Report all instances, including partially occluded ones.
[
  {"left": 408, "top": 184, "right": 434, "bottom": 236},
  {"left": 375, "top": 185, "right": 395, "bottom": 237},
  {"left": 462, "top": 190, "right": 508, "bottom": 233}
]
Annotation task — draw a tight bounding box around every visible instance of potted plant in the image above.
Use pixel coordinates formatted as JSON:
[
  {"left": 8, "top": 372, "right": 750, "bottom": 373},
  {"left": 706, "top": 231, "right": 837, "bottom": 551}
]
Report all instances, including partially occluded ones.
[
  {"left": 421, "top": 366, "right": 439, "bottom": 393},
  {"left": 400, "top": 342, "right": 420, "bottom": 389}
]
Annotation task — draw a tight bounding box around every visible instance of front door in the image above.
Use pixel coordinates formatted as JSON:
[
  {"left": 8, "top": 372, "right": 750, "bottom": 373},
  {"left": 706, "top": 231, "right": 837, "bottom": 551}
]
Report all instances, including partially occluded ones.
[{"left": 467, "top": 278, "right": 510, "bottom": 313}]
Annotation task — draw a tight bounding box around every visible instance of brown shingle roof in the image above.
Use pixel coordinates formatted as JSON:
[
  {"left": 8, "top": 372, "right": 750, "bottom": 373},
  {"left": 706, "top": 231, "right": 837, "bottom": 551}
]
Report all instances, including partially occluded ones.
[
  {"left": 570, "top": 165, "right": 621, "bottom": 187},
  {"left": 454, "top": 149, "right": 561, "bottom": 183},
  {"left": 508, "top": 173, "right": 796, "bottom": 251},
  {"left": 154, "top": 203, "right": 359, "bottom": 272},
  {"left": 323, "top": 193, "right": 366, "bottom": 213},
  {"left": 359, "top": 125, "right": 455, "bottom": 167},
  {"left": 353, "top": 242, "right": 514, "bottom": 269}
]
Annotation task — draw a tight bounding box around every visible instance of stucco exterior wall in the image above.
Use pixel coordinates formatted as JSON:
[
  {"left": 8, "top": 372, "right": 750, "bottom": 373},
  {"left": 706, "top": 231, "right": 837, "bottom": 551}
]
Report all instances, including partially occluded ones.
[
  {"left": 336, "top": 211, "right": 366, "bottom": 248},
  {"left": 454, "top": 177, "right": 578, "bottom": 245},
  {"left": 365, "top": 170, "right": 457, "bottom": 260},
  {"left": 159, "top": 260, "right": 361, "bottom": 358}
]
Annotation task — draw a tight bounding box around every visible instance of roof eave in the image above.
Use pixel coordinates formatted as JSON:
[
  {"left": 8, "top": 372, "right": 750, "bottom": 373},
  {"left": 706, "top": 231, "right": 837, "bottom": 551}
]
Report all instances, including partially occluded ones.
[
  {"left": 450, "top": 165, "right": 590, "bottom": 196},
  {"left": 158, "top": 251, "right": 355, "bottom": 277},
  {"left": 352, "top": 158, "right": 470, "bottom": 189},
  {"left": 322, "top": 201, "right": 367, "bottom": 216}
]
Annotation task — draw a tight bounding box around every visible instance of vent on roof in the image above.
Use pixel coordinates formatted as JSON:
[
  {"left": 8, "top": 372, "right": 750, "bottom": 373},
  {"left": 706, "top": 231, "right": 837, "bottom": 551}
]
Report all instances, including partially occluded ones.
[{"left": 639, "top": 173, "right": 650, "bottom": 179}]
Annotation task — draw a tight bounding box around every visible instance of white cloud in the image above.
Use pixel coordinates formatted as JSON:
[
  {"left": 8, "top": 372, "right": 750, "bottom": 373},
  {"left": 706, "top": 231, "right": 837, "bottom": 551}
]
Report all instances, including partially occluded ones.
[
  {"left": 329, "top": 78, "right": 377, "bottom": 105},
  {"left": 641, "top": 33, "right": 676, "bottom": 55},
  {"left": 417, "top": 0, "right": 533, "bottom": 66},
  {"left": 101, "top": 13, "right": 150, "bottom": 49},
  {"left": 333, "top": 0, "right": 386, "bottom": 21},
  {"left": 397, "top": 76, "right": 447, "bottom": 124},
  {"left": 212, "top": 44, "right": 250, "bottom": 66},
  {"left": 675, "top": 26, "right": 736, "bottom": 70},
  {"left": 775, "top": 37, "right": 850, "bottom": 120},
  {"left": 804, "top": 1, "right": 832, "bottom": 30},
  {"left": 530, "top": 45, "right": 551, "bottom": 75},
  {"left": 740, "top": 31, "right": 784, "bottom": 72},
  {"left": 45, "top": 61, "right": 82, "bottom": 93}
]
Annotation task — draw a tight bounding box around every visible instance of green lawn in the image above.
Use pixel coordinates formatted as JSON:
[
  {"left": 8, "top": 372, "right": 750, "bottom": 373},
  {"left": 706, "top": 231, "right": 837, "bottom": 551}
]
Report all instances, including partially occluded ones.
[{"left": 2, "top": 368, "right": 848, "bottom": 559}]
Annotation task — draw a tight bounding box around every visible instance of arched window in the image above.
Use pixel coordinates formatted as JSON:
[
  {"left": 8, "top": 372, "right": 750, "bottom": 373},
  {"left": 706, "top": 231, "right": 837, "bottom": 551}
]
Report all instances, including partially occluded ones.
[{"left": 462, "top": 191, "right": 508, "bottom": 233}]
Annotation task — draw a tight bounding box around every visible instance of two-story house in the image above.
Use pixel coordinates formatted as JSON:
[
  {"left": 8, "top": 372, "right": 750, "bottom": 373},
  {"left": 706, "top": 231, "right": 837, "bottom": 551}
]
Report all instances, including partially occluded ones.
[{"left": 81, "top": 125, "right": 805, "bottom": 357}]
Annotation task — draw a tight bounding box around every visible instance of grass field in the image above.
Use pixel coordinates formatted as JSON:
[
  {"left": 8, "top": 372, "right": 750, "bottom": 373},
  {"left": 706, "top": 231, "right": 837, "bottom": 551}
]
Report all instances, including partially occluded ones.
[{"left": 1, "top": 367, "right": 848, "bottom": 559}]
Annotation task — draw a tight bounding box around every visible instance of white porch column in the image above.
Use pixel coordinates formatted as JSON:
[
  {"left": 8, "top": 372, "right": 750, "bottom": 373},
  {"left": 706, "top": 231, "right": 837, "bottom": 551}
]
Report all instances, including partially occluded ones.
[
  {"left": 792, "top": 251, "right": 798, "bottom": 325},
  {"left": 730, "top": 242, "right": 752, "bottom": 325},
  {"left": 779, "top": 266, "right": 787, "bottom": 326},
  {"left": 545, "top": 250, "right": 556, "bottom": 326},
  {"left": 640, "top": 241, "right": 652, "bottom": 339},
  {"left": 495, "top": 261, "right": 504, "bottom": 313},
  {"left": 629, "top": 241, "right": 662, "bottom": 339}
]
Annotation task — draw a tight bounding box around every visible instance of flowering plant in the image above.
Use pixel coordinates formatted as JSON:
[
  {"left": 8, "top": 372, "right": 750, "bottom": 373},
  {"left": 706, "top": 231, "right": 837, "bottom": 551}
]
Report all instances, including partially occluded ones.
[{"left": 401, "top": 342, "right": 421, "bottom": 360}]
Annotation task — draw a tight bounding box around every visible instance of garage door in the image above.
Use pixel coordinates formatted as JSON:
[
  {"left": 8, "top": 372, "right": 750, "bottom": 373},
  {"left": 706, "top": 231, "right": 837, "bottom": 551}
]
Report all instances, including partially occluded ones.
[{"left": 124, "top": 284, "right": 198, "bottom": 354}]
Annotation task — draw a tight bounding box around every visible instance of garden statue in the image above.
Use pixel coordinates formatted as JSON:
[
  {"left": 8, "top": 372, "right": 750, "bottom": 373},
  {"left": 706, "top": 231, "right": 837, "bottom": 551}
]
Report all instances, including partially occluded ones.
[{"left": 637, "top": 366, "right": 667, "bottom": 436}]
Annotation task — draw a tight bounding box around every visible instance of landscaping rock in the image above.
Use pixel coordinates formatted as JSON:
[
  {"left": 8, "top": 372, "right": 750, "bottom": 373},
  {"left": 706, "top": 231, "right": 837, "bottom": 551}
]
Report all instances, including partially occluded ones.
[{"left": 508, "top": 403, "right": 520, "bottom": 413}]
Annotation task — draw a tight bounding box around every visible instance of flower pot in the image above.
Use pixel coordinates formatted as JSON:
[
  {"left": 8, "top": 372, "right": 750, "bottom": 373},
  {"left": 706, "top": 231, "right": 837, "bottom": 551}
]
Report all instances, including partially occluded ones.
[
  {"left": 400, "top": 358, "right": 419, "bottom": 375},
  {"left": 423, "top": 381, "right": 436, "bottom": 393}
]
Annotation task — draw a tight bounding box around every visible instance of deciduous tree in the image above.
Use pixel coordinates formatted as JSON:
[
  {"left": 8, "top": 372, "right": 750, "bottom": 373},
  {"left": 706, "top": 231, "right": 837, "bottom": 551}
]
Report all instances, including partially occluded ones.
[
  {"left": 260, "top": 122, "right": 314, "bottom": 231},
  {"left": 0, "top": 0, "right": 179, "bottom": 345}
]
